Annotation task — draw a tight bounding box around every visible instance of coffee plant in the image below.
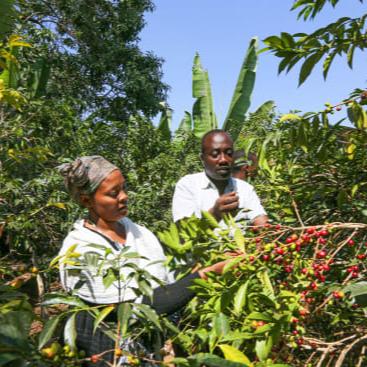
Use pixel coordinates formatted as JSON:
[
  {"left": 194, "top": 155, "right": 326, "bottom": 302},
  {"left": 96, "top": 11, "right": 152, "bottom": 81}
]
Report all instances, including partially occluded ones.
[{"left": 159, "top": 215, "right": 367, "bottom": 367}]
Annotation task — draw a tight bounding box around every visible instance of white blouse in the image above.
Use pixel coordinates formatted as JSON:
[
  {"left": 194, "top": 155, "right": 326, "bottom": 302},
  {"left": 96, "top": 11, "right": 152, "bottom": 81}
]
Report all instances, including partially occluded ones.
[{"left": 59, "top": 217, "right": 173, "bottom": 304}]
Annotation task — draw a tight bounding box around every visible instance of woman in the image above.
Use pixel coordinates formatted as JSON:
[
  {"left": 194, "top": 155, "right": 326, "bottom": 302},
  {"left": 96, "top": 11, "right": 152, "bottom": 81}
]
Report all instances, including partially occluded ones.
[{"left": 58, "top": 156, "right": 231, "bottom": 366}]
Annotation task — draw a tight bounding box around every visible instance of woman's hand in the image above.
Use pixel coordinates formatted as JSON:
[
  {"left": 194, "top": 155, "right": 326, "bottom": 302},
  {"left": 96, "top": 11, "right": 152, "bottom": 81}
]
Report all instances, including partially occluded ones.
[{"left": 198, "top": 252, "right": 243, "bottom": 280}]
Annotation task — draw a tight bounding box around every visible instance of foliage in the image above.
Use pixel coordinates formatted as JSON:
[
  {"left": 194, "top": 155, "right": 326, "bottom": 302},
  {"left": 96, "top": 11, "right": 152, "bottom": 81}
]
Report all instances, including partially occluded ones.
[
  {"left": 13, "top": 0, "right": 168, "bottom": 120},
  {"left": 159, "top": 216, "right": 367, "bottom": 366},
  {"left": 263, "top": 1, "right": 367, "bottom": 85}
]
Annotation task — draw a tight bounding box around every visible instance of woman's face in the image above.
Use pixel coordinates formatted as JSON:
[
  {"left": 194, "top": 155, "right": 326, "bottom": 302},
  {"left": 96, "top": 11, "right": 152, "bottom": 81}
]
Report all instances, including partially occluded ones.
[{"left": 87, "top": 169, "right": 128, "bottom": 222}]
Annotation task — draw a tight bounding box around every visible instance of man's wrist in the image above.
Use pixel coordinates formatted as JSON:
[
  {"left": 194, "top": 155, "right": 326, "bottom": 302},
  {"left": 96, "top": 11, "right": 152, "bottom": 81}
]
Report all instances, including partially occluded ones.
[{"left": 209, "top": 207, "right": 221, "bottom": 221}]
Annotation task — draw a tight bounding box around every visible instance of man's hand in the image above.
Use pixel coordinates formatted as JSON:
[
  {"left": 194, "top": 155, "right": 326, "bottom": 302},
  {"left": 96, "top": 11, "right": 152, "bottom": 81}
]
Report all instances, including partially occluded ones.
[{"left": 209, "top": 191, "right": 239, "bottom": 220}]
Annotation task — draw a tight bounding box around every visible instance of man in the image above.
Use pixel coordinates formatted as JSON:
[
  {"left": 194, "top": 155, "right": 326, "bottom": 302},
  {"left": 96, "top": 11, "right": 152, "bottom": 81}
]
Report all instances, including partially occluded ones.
[
  {"left": 172, "top": 129, "right": 268, "bottom": 226},
  {"left": 232, "top": 150, "right": 258, "bottom": 181}
]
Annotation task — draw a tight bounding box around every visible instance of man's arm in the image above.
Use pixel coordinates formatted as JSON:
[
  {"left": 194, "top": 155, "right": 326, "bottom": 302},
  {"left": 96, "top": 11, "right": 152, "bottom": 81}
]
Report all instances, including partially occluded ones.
[{"left": 237, "top": 182, "right": 268, "bottom": 225}]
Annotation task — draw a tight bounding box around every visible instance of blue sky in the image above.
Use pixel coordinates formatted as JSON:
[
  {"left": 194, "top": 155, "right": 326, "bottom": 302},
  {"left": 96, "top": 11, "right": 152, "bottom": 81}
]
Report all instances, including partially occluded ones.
[{"left": 140, "top": 1, "right": 366, "bottom": 130}]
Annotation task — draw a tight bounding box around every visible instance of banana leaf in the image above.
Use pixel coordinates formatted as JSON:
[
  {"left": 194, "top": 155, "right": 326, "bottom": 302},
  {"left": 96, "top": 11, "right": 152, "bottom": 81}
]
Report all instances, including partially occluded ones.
[
  {"left": 223, "top": 37, "right": 258, "bottom": 141},
  {"left": 192, "top": 53, "right": 217, "bottom": 138}
]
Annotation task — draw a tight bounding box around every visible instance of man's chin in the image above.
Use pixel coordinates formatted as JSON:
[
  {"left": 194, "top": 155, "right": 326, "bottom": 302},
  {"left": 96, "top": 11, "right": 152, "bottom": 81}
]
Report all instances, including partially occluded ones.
[{"left": 206, "top": 171, "right": 231, "bottom": 181}]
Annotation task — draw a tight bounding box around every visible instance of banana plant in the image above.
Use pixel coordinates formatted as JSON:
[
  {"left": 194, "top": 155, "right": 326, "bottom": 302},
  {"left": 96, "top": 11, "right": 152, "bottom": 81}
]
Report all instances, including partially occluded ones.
[{"left": 172, "top": 37, "right": 260, "bottom": 142}]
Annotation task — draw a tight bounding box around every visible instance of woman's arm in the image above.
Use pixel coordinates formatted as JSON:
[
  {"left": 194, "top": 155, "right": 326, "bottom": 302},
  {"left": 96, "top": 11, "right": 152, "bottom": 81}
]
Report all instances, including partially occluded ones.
[
  {"left": 142, "top": 272, "right": 200, "bottom": 315},
  {"left": 143, "top": 257, "right": 235, "bottom": 315}
]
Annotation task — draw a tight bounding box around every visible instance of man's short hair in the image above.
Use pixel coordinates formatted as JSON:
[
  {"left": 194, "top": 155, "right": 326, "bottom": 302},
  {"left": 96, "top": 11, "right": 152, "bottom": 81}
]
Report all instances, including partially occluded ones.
[
  {"left": 233, "top": 150, "right": 258, "bottom": 169},
  {"left": 201, "top": 129, "right": 233, "bottom": 153}
]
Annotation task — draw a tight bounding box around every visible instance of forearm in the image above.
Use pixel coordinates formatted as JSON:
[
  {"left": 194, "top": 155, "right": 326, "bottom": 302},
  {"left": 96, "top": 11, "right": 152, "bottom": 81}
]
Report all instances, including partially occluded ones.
[{"left": 142, "top": 272, "right": 200, "bottom": 315}]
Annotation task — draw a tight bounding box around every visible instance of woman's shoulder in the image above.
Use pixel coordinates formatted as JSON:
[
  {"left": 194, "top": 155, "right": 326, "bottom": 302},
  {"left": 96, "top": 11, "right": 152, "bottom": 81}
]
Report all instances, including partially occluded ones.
[
  {"left": 121, "top": 217, "right": 155, "bottom": 237},
  {"left": 60, "top": 219, "right": 107, "bottom": 255}
]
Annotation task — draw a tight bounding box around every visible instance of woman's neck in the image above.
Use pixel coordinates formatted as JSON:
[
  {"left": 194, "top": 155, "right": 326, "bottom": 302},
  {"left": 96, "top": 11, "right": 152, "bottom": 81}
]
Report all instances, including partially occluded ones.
[{"left": 86, "top": 214, "right": 126, "bottom": 244}]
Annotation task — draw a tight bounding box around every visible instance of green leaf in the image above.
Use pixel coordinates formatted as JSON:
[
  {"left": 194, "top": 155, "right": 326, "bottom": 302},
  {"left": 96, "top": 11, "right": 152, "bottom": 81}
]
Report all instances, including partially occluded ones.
[
  {"left": 133, "top": 304, "right": 162, "bottom": 331},
  {"left": 262, "top": 36, "right": 283, "bottom": 48},
  {"left": 214, "top": 313, "right": 230, "bottom": 338},
  {"left": 38, "top": 315, "right": 62, "bottom": 349},
  {"left": 188, "top": 353, "right": 248, "bottom": 367},
  {"left": 343, "top": 281, "right": 367, "bottom": 297},
  {"left": 222, "top": 331, "right": 254, "bottom": 341},
  {"left": 223, "top": 37, "right": 258, "bottom": 141},
  {"left": 103, "top": 268, "right": 117, "bottom": 289},
  {"left": 347, "top": 101, "right": 367, "bottom": 129},
  {"left": 219, "top": 344, "right": 253, "bottom": 366},
  {"left": 223, "top": 256, "right": 243, "bottom": 274},
  {"left": 280, "top": 32, "right": 295, "bottom": 47},
  {"left": 233, "top": 280, "right": 249, "bottom": 315},
  {"left": 258, "top": 270, "right": 275, "bottom": 299},
  {"left": 201, "top": 210, "right": 219, "bottom": 228},
  {"left": 298, "top": 52, "right": 323, "bottom": 86},
  {"left": 93, "top": 306, "right": 115, "bottom": 333},
  {"left": 233, "top": 228, "right": 245, "bottom": 252},
  {"left": 42, "top": 294, "right": 86, "bottom": 308},
  {"left": 255, "top": 337, "right": 273, "bottom": 361},
  {"left": 118, "top": 303, "right": 132, "bottom": 336},
  {"left": 347, "top": 44, "right": 356, "bottom": 69},
  {"left": 64, "top": 313, "right": 77, "bottom": 350},
  {"left": 247, "top": 311, "right": 273, "bottom": 322},
  {"left": 170, "top": 357, "right": 190, "bottom": 367},
  {"left": 323, "top": 50, "right": 337, "bottom": 79}
]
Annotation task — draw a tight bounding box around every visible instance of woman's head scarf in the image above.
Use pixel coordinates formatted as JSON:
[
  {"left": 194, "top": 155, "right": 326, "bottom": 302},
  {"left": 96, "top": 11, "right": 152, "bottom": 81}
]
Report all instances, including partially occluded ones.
[{"left": 57, "top": 156, "right": 119, "bottom": 204}]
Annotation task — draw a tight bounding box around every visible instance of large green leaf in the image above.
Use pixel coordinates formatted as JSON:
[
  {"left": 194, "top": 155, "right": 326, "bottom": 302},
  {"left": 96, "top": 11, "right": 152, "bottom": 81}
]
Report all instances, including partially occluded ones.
[
  {"left": 42, "top": 293, "right": 87, "bottom": 308},
  {"left": 192, "top": 53, "right": 217, "bottom": 138},
  {"left": 38, "top": 315, "right": 62, "bottom": 350},
  {"left": 222, "top": 37, "right": 258, "bottom": 140}
]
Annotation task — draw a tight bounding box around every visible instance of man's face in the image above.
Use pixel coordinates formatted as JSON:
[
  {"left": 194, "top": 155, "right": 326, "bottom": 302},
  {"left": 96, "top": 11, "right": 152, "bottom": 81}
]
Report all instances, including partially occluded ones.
[{"left": 201, "top": 132, "right": 234, "bottom": 181}]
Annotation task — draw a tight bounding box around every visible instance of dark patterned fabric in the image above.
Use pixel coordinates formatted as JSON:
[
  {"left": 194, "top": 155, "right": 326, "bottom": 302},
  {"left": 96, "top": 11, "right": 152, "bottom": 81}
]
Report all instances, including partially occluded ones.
[
  {"left": 75, "top": 311, "right": 115, "bottom": 367},
  {"left": 74, "top": 273, "right": 200, "bottom": 366}
]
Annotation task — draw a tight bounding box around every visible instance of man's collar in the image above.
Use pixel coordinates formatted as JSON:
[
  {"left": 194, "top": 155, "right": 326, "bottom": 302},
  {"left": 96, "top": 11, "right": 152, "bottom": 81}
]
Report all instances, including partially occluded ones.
[{"left": 200, "top": 172, "right": 234, "bottom": 191}]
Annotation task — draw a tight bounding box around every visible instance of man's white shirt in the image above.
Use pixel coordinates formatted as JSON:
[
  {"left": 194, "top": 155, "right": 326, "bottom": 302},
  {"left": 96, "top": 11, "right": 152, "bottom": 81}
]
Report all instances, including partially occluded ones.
[{"left": 172, "top": 172, "right": 266, "bottom": 223}]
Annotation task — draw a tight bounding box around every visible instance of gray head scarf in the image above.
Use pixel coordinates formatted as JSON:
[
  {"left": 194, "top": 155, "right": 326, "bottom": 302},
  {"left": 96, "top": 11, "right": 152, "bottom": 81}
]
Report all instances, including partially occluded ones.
[{"left": 57, "top": 156, "right": 119, "bottom": 204}]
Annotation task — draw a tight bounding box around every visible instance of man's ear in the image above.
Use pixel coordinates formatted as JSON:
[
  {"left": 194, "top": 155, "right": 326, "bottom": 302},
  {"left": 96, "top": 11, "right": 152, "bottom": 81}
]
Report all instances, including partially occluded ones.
[
  {"left": 80, "top": 194, "right": 92, "bottom": 209},
  {"left": 199, "top": 153, "right": 204, "bottom": 163}
]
